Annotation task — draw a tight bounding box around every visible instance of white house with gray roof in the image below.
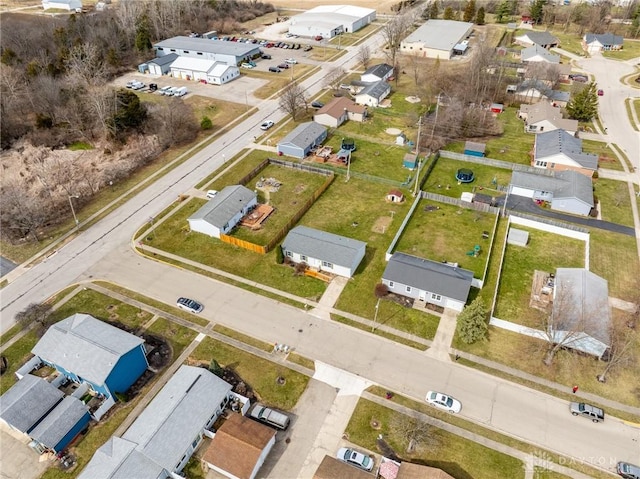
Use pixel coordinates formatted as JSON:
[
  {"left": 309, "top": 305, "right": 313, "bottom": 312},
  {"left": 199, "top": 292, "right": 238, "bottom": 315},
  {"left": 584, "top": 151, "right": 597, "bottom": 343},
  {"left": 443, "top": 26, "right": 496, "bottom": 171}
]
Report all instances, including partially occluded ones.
[
  {"left": 354, "top": 80, "right": 391, "bottom": 107},
  {"left": 518, "top": 102, "right": 578, "bottom": 135},
  {"left": 582, "top": 33, "right": 623, "bottom": 54},
  {"left": 382, "top": 253, "right": 474, "bottom": 312},
  {"left": 533, "top": 129, "right": 598, "bottom": 177},
  {"left": 31, "top": 314, "right": 148, "bottom": 420},
  {"left": 188, "top": 185, "right": 257, "bottom": 238},
  {"left": 509, "top": 170, "right": 594, "bottom": 216},
  {"left": 361, "top": 63, "right": 394, "bottom": 83},
  {"left": 78, "top": 366, "right": 233, "bottom": 479},
  {"left": 277, "top": 122, "right": 327, "bottom": 158},
  {"left": 515, "top": 31, "right": 559, "bottom": 48},
  {"left": 154, "top": 36, "right": 260, "bottom": 65},
  {"left": 550, "top": 268, "right": 611, "bottom": 359},
  {"left": 282, "top": 226, "right": 367, "bottom": 278},
  {"left": 521, "top": 44, "right": 560, "bottom": 63},
  {"left": 400, "top": 20, "right": 473, "bottom": 59}
]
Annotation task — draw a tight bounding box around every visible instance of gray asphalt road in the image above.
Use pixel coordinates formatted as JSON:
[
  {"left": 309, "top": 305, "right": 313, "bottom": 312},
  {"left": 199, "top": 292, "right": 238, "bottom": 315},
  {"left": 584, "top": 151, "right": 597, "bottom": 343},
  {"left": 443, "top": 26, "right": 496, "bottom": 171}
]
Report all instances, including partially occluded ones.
[{"left": 0, "top": 256, "right": 18, "bottom": 277}]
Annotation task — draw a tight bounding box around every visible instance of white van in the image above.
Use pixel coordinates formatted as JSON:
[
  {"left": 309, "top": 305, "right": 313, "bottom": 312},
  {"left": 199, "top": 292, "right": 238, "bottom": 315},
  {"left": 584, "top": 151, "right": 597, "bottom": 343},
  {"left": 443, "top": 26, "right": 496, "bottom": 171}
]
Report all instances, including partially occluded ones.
[
  {"left": 166, "top": 87, "right": 180, "bottom": 96},
  {"left": 173, "top": 87, "right": 188, "bottom": 97}
]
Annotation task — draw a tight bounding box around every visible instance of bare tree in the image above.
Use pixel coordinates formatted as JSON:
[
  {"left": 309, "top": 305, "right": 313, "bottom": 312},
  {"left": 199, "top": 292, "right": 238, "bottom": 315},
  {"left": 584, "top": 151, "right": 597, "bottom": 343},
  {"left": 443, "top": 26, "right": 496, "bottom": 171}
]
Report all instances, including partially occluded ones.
[
  {"left": 0, "top": 182, "right": 50, "bottom": 242},
  {"left": 147, "top": 99, "right": 198, "bottom": 148},
  {"left": 323, "top": 67, "right": 346, "bottom": 91},
  {"left": 15, "top": 302, "right": 53, "bottom": 334},
  {"left": 389, "top": 413, "right": 436, "bottom": 453},
  {"left": 381, "top": 11, "right": 414, "bottom": 71},
  {"left": 65, "top": 43, "right": 109, "bottom": 86},
  {"left": 597, "top": 326, "right": 637, "bottom": 383},
  {"left": 278, "top": 82, "right": 307, "bottom": 121},
  {"left": 357, "top": 44, "right": 371, "bottom": 69}
]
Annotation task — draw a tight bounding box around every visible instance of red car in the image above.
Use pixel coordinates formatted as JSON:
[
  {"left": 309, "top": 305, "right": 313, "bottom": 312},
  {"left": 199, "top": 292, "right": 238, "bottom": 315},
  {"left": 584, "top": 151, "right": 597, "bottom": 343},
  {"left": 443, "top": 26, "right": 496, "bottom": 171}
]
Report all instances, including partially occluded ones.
[{"left": 597, "top": 89, "right": 604, "bottom": 96}]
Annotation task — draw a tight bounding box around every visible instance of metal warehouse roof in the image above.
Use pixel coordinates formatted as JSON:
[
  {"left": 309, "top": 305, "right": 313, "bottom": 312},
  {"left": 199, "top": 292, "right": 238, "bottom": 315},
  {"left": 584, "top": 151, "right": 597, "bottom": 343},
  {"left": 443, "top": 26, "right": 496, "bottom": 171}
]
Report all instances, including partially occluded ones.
[
  {"left": 291, "top": 5, "right": 375, "bottom": 28},
  {"left": 511, "top": 170, "right": 593, "bottom": 206},
  {"left": 383, "top": 252, "right": 474, "bottom": 302},
  {"left": 189, "top": 185, "right": 256, "bottom": 229},
  {"left": 31, "top": 313, "right": 145, "bottom": 386},
  {"left": 148, "top": 53, "right": 179, "bottom": 66},
  {"left": 169, "top": 56, "right": 216, "bottom": 73},
  {"left": 278, "top": 121, "right": 327, "bottom": 149},
  {"left": 310, "top": 4, "right": 375, "bottom": 17},
  {"left": 535, "top": 130, "right": 598, "bottom": 170},
  {"left": 154, "top": 36, "right": 259, "bottom": 56},
  {"left": 283, "top": 226, "right": 366, "bottom": 269},
  {"left": 403, "top": 20, "right": 473, "bottom": 52},
  {"left": 29, "top": 396, "right": 88, "bottom": 449},
  {"left": 0, "top": 375, "right": 64, "bottom": 433},
  {"left": 122, "top": 365, "right": 232, "bottom": 472}
]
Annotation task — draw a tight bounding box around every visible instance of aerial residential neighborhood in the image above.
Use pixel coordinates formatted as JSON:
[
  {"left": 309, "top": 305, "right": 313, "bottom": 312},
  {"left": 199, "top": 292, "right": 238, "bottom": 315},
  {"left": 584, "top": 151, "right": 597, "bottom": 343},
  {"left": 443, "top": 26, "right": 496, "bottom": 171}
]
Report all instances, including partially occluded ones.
[{"left": 0, "top": 1, "right": 639, "bottom": 479}]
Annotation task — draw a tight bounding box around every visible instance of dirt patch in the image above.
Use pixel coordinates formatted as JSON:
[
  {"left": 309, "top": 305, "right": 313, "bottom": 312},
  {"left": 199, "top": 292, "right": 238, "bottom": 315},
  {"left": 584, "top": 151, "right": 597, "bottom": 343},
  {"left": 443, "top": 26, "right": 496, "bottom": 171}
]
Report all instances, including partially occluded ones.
[
  {"left": 144, "top": 333, "right": 172, "bottom": 370},
  {"left": 293, "top": 184, "right": 307, "bottom": 194},
  {"left": 372, "top": 216, "right": 392, "bottom": 234}
]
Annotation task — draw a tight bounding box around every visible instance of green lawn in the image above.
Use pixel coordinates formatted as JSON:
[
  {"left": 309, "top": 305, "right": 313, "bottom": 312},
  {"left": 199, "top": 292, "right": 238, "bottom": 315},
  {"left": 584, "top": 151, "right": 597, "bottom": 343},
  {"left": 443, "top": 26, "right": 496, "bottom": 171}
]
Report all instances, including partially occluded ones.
[
  {"left": 0, "top": 330, "right": 39, "bottom": 395},
  {"left": 602, "top": 39, "right": 640, "bottom": 60},
  {"left": 189, "top": 336, "right": 309, "bottom": 410},
  {"left": 589, "top": 229, "right": 640, "bottom": 300},
  {"left": 581, "top": 139, "right": 623, "bottom": 171},
  {"left": 146, "top": 317, "right": 197, "bottom": 359},
  {"left": 345, "top": 398, "right": 524, "bottom": 479},
  {"left": 395, "top": 200, "right": 496, "bottom": 279},
  {"left": 494, "top": 228, "right": 585, "bottom": 327},
  {"left": 593, "top": 178, "right": 636, "bottom": 227},
  {"left": 424, "top": 156, "right": 513, "bottom": 198}
]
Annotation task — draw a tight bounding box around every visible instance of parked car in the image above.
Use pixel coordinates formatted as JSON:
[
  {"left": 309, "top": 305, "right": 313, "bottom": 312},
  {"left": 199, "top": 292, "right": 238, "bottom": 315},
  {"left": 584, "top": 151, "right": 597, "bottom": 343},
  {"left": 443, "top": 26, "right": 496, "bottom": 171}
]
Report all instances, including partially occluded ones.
[
  {"left": 617, "top": 462, "right": 640, "bottom": 479},
  {"left": 304, "top": 45, "right": 313, "bottom": 51},
  {"left": 339, "top": 84, "right": 351, "bottom": 90},
  {"left": 569, "top": 74, "right": 588, "bottom": 83},
  {"left": 336, "top": 448, "right": 374, "bottom": 472},
  {"left": 176, "top": 297, "right": 203, "bottom": 314},
  {"left": 206, "top": 190, "right": 218, "bottom": 199},
  {"left": 260, "top": 120, "right": 275, "bottom": 130},
  {"left": 268, "top": 66, "right": 281, "bottom": 73},
  {"left": 597, "top": 89, "right": 604, "bottom": 96},
  {"left": 311, "top": 101, "right": 324, "bottom": 109},
  {"left": 149, "top": 83, "right": 158, "bottom": 91},
  {"left": 126, "top": 80, "right": 137, "bottom": 88},
  {"left": 315, "top": 35, "right": 323, "bottom": 41},
  {"left": 278, "top": 63, "right": 289, "bottom": 69},
  {"left": 241, "top": 62, "right": 255, "bottom": 69},
  {"left": 248, "top": 404, "right": 290, "bottom": 430},
  {"left": 425, "top": 391, "right": 462, "bottom": 413},
  {"left": 158, "top": 86, "right": 172, "bottom": 95},
  {"left": 261, "top": 53, "right": 272, "bottom": 59},
  {"left": 131, "top": 81, "right": 145, "bottom": 90},
  {"left": 284, "top": 58, "right": 297, "bottom": 64},
  {"left": 173, "top": 86, "right": 188, "bottom": 97},
  {"left": 570, "top": 402, "right": 604, "bottom": 422}
]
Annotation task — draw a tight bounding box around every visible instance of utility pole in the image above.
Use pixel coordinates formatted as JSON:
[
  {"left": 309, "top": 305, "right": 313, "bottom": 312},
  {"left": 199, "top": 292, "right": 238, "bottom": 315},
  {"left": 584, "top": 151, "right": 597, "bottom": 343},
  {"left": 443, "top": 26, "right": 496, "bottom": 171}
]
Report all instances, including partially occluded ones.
[
  {"left": 413, "top": 116, "right": 423, "bottom": 197},
  {"left": 429, "top": 92, "right": 442, "bottom": 148},
  {"left": 68, "top": 195, "right": 80, "bottom": 229}
]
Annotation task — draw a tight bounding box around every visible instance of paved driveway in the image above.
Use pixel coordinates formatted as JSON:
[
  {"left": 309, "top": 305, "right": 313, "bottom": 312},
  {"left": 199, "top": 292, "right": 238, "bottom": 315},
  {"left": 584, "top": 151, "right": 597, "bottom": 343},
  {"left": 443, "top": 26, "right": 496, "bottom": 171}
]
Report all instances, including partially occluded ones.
[{"left": 0, "top": 429, "right": 51, "bottom": 479}]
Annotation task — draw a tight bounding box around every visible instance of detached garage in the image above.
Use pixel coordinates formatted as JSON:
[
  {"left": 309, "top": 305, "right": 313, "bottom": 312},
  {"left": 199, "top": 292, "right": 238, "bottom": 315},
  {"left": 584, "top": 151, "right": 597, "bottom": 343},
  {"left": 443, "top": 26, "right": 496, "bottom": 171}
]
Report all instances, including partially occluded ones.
[
  {"left": 277, "top": 122, "right": 327, "bottom": 158},
  {"left": 147, "top": 53, "right": 178, "bottom": 75},
  {"left": 170, "top": 56, "right": 216, "bottom": 81}
]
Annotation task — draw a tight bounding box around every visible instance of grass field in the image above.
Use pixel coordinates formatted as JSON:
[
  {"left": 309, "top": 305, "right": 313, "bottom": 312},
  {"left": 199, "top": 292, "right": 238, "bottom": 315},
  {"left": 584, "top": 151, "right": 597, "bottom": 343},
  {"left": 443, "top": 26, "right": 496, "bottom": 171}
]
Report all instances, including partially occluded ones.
[
  {"left": 589, "top": 229, "right": 640, "bottom": 300},
  {"left": 345, "top": 398, "right": 525, "bottom": 479},
  {"left": 395, "top": 200, "right": 496, "bottom": 279},
  {"left": 189, "top": 336, "right": 309, "bottom": 410},
  {"left": 493, "top": 227, "right": 585, "bottom": 327},
  {"left": 602, "top": 39, "right": 640, "bottom": 60},
  {"left": 593, "top": 178, "right": 636, "bottom": 227}
]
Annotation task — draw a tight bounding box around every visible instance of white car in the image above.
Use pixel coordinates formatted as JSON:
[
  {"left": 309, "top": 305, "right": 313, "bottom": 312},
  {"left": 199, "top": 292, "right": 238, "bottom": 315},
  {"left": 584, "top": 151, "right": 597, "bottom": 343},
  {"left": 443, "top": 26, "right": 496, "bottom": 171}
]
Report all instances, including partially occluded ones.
[
  {"left": 131, "top": 81, "right": 145, "bottom": 90},
  {"left": 425, "top": 391, "right": 462, "bottom": 413},
  {"left": 206, "top": 190, "right": 218, "bottom": 199},
  {"left": 336, "top": 448, "right": 374, "bottom": 471},
  {"left": 176, "top": 297, "right": 203, "bottom": 314},
  {"left": 260, "top": 120, "right": 274, "bottom": 130},
  {"left": 284, "top": 58, "right": 297, "bottom": 64},
  {"left": 158, "top": 86, "right": 173, "bottom": 95}
]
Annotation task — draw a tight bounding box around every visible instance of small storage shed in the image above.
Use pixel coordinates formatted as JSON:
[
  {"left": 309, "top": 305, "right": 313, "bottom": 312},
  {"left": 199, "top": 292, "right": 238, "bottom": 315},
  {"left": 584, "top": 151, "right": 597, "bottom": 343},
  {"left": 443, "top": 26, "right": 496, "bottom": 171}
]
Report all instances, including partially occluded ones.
[
  {"left": 147, "top": 53, "right": 179, "bottom": 75},
  {"left": 403, "top": 152, "right": 418, "bottom": 169},
  {"left": 386, "top": 190, "right": 404, "bottom": 203},
  {"left": 490, "top": 103, "right": 504, "bottom": 113},
  {"left": 464, "top": 141, "right": 486, "bottom": 157},
  {"left": 507, "top": 228, "right": 529, "bottom": 246}
]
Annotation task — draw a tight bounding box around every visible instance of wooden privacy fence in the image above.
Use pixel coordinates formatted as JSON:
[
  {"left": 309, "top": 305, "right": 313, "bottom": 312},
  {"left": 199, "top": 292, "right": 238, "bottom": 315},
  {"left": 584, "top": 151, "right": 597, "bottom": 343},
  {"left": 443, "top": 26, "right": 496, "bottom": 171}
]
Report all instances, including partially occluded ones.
[
  {"left": 219, "top": 234, "right": 266, "bottom": 254},
  {"left": 304, "top": 269, "right": 332, "bottom": 282}
]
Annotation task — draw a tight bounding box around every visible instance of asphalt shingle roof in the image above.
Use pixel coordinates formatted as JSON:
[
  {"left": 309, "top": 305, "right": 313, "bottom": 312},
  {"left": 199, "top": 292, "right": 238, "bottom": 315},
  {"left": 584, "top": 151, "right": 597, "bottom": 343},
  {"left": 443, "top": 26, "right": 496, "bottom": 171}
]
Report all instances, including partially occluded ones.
[
  {"left": 362, "top": 63, "right": 393, "bottom": 80},
  {"left": 355, "top": 80, "right": 390, "bottom": 100},
  {"left": 147, "top": 53, "right": 178, "bottom": 66},
  {"left": 535, "top": 130, "right": 598, "bottom": 170},
  {"left": 383, "top": 253, "right": 473, "bottom": 302},
  {"left": 521, "top": 44, "right": 560, "bottom": 63},
  {"left": 278, "top": 121, "right": 327, "bottom": 149},
  {"left": 402, "top": 20, "right": 473, "bottom": 52},
  {"left": 519, "top": 102, "right": 578, "bottom": 132},
  {"left": 511, "top": 170, "right": 594, "bottom": 206},
  {"left": 29, "top": 396, "right": 88, "bottom": 449},
  {"left": 315, "top": 97, "right": 366, "bottom": 119},
  {"left": 154, "top": 36, "right": 259, "bottom": 56},
  {"left": 31, "top": 314, "right": 144, "bottom": 386},
  {"left": 0, "top": 375, "right": 64, "bottom": 433},
  {"left": 519, "top": 31, "right": 559, "bottom": 46},
  {"left": 122, "top": 365, "right": 232, "bottom": 472},
  {"left": 189, "top": 185, "right": 256, "bottom": 228},
  {"left": 283, "top": 226, "right": 366, "bottom": 270},
  {"left": 584, "top": 33, "right": 623, "bottom": 46}
]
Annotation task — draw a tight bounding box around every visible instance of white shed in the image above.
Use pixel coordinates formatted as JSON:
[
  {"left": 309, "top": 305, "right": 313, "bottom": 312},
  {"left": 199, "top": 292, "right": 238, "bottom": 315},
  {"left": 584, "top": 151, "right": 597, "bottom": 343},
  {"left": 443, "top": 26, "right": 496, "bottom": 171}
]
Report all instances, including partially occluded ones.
[{"left": 507, "top": 228, "right": 529, "bottom": 246}]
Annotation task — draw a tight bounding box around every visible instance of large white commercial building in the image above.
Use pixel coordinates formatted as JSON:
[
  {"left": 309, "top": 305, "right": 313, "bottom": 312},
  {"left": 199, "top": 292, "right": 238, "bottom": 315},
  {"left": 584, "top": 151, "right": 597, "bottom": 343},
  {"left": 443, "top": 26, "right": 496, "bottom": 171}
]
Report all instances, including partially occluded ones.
[
  {"left": 400, "top": 20, "right": 473, "bottom": 59},
  {"left": 289, "top": 5, "right": 376, "bottom": 39},
  {"left": 154, "top": 36, "right": 260, "bottom": 66}
]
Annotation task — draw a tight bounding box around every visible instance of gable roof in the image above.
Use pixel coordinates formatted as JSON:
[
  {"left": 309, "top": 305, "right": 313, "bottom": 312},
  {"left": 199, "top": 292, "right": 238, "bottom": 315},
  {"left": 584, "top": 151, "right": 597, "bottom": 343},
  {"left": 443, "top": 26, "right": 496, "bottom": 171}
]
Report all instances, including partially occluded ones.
[
  {"left": 169, "top": 56, "right": 217, "bottom": 73},
  {"left": 511, "top": 170, "right": 594, "bottom": 206},
  {"left": 209, "top": 63, "right": 236, "bottom": 77},
  {"left": 521, "top": 44, "right": 560, "bottom": 63},
  {"left": 203, "top": 413, "right": 275, "bottom": 479},
  {"left": 154, "top": 36, "right": 258, "bottom": 57},
  {"left": 518, "top": 31, "right": 558, "bottom": 46},
  {"left": 29, "top": 396, "right": 88, "bottom": 449},
  {"left": 283, "top": 226, "right": 367, "bottom": 269},
  {"left": 356, "top": 80, "right": 390, "bottom": 100},
  {"left": 553, "top": 268, "right": 610, "bottom": 354},
  {"left": 31, "top": 314, "right": 144, "bottom": 387},
  {"left": 535, "top": 130, "right": 598, "bottom": 169},
  {"left": 0, "top": 375, "right": 63, "bottom": 433},
  {"left": 148, "top": 53, "right": 179, "bottom": 67},
  {"left": 278, "top": 121, "right": 327, "bottom": 149},
  {"left": 520, "top": 102, "right": 578, "bottom": 131},
  {"left": 315, "top": 97, "right": 366, "bottom": 119},
  {"left": 362, "top": 63, "right": 393, "bottom": 80},
  {"left": 122, "top": 365, "right": 232, "bottom": 472},
  {"left": 78, "top": 437, "right": 169, "bottom": 479},
  {"left": 402, "top": 20, "right": 473, "bottom": 52},
  {"left": 189, "top": 185, "right": 256, "bottom": 228},
  {"left": 383, "top": 253, "right": 474, "bottom": 302},
  {"left": 584, "top": 33, "right": 623, "bottom": 46},
  {"left": 313, "top": 455, "right": 374, "bottom": 479}
]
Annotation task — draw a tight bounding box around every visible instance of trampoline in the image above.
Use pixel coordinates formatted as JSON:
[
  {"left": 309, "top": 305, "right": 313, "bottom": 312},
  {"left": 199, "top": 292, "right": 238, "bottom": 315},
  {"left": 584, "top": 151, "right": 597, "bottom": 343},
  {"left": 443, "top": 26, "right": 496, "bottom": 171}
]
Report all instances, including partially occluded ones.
[{"left": 456, "top": 168, "right": 475, "bottom": 183}]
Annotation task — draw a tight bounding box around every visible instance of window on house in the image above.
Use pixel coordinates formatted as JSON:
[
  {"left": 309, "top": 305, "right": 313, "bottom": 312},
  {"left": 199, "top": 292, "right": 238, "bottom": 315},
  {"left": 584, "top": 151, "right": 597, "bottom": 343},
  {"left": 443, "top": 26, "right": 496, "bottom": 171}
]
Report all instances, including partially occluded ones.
[
  {"left": 197, "top": 52, "right": 203, "bottom": 55},
  {"left": 286, "top": 251, "right": 293, "bottom": 257},
  {"left": 431, "top": 293, "right": 442, "bottom": 301},
  {"left": 539, "top": 126, "right": 544, "bottom": 131},
  {"left": 192, "top": 436, "right": 199, "bottom": 449},
  {"left": 170, "top": 49, "right": 176, "bottom": 52},
  {"left": 301, "top": 255, "right": 307, "bottom": 262},
  {"left": 157, "top": 47, "right": 164, "bottom": 51},
  {"left": 184, "top": 50, "right": 190, "bottom": 54},
  {"left": 389, "top": 281, "right": 394, "bottom": 288},
  {"left": 321, "top": 261, "right": 333, "bottom": 268},
  {"left": 406, "top": 286, "right": 412, "bottom": 293},
  {"left": 550, "top": 163, "right": 555, "bottom": 168},
  {"left": 535, "top": 161, "right": 547, "bottom": 167}
]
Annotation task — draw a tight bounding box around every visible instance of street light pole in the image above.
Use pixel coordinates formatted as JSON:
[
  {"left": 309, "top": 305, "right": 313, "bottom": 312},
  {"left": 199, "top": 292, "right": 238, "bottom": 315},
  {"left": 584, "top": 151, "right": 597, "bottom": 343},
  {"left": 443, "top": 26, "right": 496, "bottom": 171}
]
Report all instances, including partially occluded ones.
[
  {"left": 68, "top": 195, "right": 80, "bottom": 229},
  {"left": 371, "top": 297, "right": 380, "bottom": 332}
]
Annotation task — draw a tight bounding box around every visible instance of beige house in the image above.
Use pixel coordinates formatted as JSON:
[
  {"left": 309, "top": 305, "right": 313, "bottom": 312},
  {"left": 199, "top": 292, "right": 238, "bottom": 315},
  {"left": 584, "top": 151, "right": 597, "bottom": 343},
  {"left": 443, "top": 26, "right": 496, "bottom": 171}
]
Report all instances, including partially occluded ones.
[
  {"left": 518, "top": 102, "right": 578, "bottom": 135},
  {"left": 533, "top": 129, "right": 598, "bottom": 177},
  {"left": 313, "top": 97, "right": 367, "bottom": 128}
]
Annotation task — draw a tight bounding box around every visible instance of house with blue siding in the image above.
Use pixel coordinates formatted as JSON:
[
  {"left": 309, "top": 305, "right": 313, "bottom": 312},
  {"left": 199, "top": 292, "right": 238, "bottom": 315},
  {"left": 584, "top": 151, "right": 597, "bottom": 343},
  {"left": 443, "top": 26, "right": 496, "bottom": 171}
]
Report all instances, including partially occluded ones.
[
  {"left": 31, "top": 314, "right": 148, "bottom": 419},
  {"left": 29, "top": 396, "right": 91, "bottom": 453}
]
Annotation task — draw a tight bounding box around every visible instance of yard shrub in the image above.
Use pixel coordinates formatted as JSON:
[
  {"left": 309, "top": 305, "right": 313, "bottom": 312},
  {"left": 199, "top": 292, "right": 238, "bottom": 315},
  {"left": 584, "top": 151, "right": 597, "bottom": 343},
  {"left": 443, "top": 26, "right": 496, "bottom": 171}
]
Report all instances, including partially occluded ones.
[
  {"left": 275, "top": 245, "right": 284, "bottom": 264},
  {"left": 456, "top": 298, "right": 488, "bottom": 344},
  {"left": 200, "top": 116, "right": 213, "bottom": 130}
]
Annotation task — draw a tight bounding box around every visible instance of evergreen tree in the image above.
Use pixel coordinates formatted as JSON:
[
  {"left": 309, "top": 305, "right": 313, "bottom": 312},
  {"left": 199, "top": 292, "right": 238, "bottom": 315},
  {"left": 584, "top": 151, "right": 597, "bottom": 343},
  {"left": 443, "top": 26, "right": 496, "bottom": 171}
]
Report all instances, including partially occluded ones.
[
  {"left": 135, "top": 14, "right": 152, "bottom": 52},
  {"left": 200, "top": 116, "right": 213, "bottom": 130},
  {"left": 209, "top": 359, "right": 224, "bottom": 378},
  {"left": 475, "top": 6, "right": 485, "bottom": 25},
  {"left": 530, "top": 0, "right": 546, "bottom": 24},
  {"left": 443, "top": 6, "right": 454, "bottom": 19},
  {"left": 566, "top": 82, "right": 599, "bottom": 122},
  {"left": 276, "top": 245, "right": 284, "bottom": 264},
  {"left": 495, "top": 0, "right": 511, "bottom": 23},
  {"left": 456, "top": 298, "right": 488, "bottom": 344},
  {"left": 430, "top": 0, "right": 439, "bottom": 19},
  {"left": 463, "top": 0, "right": 476, "bottom": 23}
]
